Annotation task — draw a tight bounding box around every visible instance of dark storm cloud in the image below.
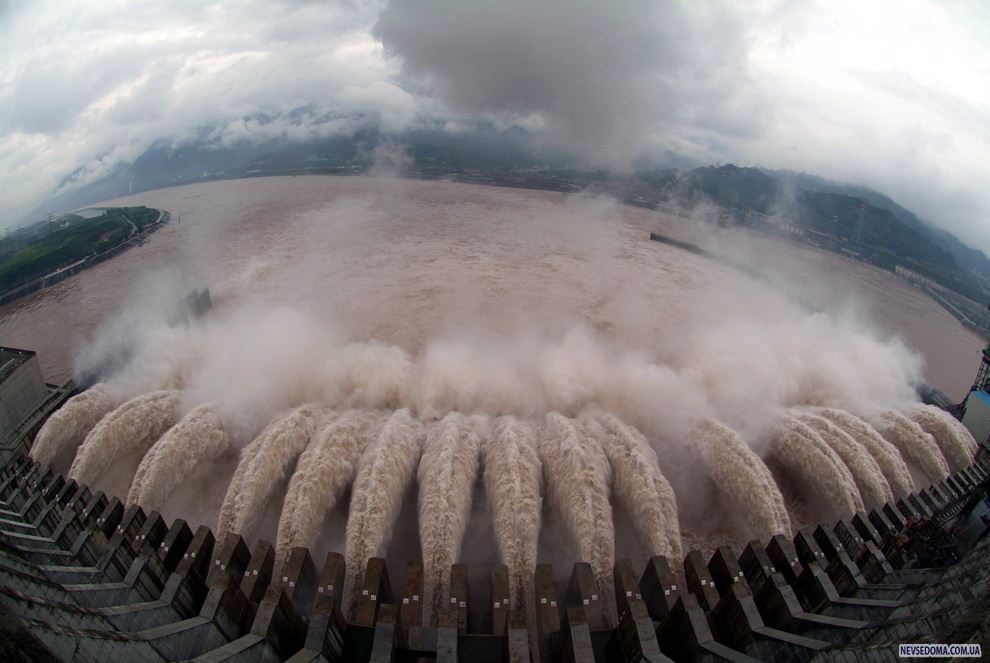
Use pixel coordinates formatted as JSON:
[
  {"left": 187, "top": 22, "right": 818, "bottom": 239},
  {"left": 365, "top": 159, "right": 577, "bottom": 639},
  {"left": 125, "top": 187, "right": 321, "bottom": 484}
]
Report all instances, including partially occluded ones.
[
  {"left": 0, "top": 0, "right": 414, "bottom": 223},
  {"left": 374, "top": 0, "right": 770, "bottom": 167},
  {"left": 2, "top": 0, "right": 990, "bottom": 251},
  {"left": 1, "top": 51, "right": 148, "bottom": 134},
  {"left": 372, "top": 0, "right": 990, "bottom": 249}
]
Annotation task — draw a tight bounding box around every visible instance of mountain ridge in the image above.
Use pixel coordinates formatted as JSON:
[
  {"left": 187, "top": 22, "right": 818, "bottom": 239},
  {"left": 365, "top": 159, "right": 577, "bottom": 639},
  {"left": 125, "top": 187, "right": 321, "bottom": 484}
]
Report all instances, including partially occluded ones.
[{"left": 17, "top": 120, "right": 989, "bottom": 303}]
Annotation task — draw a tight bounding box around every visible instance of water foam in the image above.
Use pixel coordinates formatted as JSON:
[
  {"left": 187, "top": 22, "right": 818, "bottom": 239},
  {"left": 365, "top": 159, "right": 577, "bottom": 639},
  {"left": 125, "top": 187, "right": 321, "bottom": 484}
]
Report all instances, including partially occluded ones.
[
  {"left": 68, "top": 390, "right": 181, "bottom": 486},
  {"left": 814, "top": 408, "right": 915, "bottom": 498},
  {"left": 127, "top": 402, "right": 230, "bottom": 511},
  {"left": 771, "top": 416, "right": 864, "bottom": 518},
  {"left": 874, "top": 410, "right": 949, "bottom": 483},
  {"left": 343, "top": 408, "right": 424, "bottom": 614},
  {"left": 417, "top": 413, "right": 483, "bottom": 626},
  {"left": 588, "top": 412, "right": 681, "bottom": 561},
  {"left": 216, "top": 404, "right": 325, "bottom": 547},
  {"left": 538, "top": 413, "right": 614, "bottom": 610},
  {"left": 483, "top": 416, "right": 542, "bottom": 626},
  {"left": 275, "top": 411, "right": 379, "bottom": 566},
  {"left": 692, "top": 418, "right": 790, "bottom": 540},
  {"left": 30, "top": 384, "right": 115, "bottom": 470},
  {"left": 908, "top": 404, "right": 975, "bottom": 472},
  {"left": 797, "top": 412, "right": 893, "bottom": 507}
]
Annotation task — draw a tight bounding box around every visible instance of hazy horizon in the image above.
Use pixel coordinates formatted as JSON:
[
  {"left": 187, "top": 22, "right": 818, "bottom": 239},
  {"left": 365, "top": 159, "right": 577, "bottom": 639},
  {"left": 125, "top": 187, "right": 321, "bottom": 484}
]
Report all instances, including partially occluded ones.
[{"left": 2, "top": 1, "right": 990, "bottom": 253}]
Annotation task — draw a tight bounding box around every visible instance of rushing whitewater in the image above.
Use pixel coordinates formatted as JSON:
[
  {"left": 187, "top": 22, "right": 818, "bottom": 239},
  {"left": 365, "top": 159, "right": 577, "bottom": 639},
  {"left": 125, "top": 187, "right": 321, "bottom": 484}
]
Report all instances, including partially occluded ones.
[
  {"left": 815, "top": 408, "right": 915, "bottom": 498},
  {"left": 939, "top": 409, "right": 979, "bottom": 457},
  {"left": 216, "top": 405, "right": 324, "bottom": 547},
  {"left": 30, "top": 383, "right": 115, "bottom": 470},
  {"left": 482, "top": 416, "right": 542, "bottom": 623},
  {"left": 693, "top": 419, "right": 790, "bottom": 540},
  {"left": 275, "top": 411, "right": 379, "bottom": 565},
  {"left": 771, "top": 417, "right": 864, "bottom": 519},
  {"left": 343, "top": 409, "right": 424, "bottom": 614},
  {"left": 20, "top": 174, "right": 984, "bottom": 617},
  {"left": 127, "top": 402, "right": 230, "bottom": 511},
  {"left": 417, "top": 414, "right": 483, "bottom": 626},
  {"left": 538, "top": 413, "right": 614, "bottom": 608},
  {"left": 68, "top": 390, "right": 181, "bottom": 486},
  {"left": 797, "top": 412, "right": 893, "bottom": 506},
  {"left": 908, "top": 404, "right": 976, "bottom": 472},
  {"left": 587, "top": 412, "right": 681, "bottom": 562},
  {"left": 874, "top": 410, "right": 950, "bottom": 483}
]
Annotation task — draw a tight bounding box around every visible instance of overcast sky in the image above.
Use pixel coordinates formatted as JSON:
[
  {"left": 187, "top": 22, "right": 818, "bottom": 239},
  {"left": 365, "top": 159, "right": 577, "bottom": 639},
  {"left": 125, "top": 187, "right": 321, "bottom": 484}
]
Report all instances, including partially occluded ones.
[{"left": 2, "top": 0, "right": 990, "bottom": 251}]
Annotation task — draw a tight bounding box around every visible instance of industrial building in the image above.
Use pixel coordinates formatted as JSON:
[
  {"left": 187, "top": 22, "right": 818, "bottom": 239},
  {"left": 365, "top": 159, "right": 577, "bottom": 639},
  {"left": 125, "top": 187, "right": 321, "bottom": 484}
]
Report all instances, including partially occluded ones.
[
  {"left": 960, "top": 342, "right": 990, "bottom": 447},
  {"left": 0, "top": 347, "right": 48, "bottom": 434},
  {"left": 0, "top": 346, "right": 73, "bottom": 465}
]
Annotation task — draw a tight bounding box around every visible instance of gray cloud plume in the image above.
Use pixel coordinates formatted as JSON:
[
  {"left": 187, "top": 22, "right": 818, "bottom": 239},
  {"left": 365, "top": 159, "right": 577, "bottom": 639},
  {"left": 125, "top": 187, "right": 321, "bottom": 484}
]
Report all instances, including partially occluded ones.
[
  {"left": 374, "top": 0, "right": 767, "bottom": 169},
  {"left": 2, "top": 0, "right": 990, "bottom": 251}
]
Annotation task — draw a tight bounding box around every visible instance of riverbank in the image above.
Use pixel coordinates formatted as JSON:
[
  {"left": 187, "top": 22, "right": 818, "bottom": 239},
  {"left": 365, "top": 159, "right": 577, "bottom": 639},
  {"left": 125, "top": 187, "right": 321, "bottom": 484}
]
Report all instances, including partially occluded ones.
[{"left": 0, "top": 209, "right": 169, "bottom": 306}]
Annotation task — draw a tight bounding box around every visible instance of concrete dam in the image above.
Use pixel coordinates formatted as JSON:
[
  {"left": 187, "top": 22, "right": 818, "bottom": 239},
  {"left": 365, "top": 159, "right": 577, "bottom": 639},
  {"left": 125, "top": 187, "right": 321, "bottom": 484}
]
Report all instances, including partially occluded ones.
[{"left": 1, "top": 385, "right": 989, "bottom": 661}]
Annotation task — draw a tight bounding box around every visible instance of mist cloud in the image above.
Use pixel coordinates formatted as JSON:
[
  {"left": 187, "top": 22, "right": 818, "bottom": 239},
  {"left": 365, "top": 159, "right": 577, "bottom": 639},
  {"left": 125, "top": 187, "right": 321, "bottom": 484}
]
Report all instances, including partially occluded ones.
[
  {"left": 374, "top": 0, "right": 764, "bottom": 169},
  {"left": 0, "top": 0, "right": 404, "bottom": 220},
  {"left": 372, "top": 0, "right": 990, "bottom": 248}
]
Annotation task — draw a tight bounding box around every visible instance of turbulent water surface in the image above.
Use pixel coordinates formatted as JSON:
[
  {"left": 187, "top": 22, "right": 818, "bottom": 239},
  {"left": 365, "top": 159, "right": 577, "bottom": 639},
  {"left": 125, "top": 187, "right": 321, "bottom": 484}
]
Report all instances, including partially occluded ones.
[
  {"left": 0, "top": 176, "right": 981, "bottom": 397},
  {"left": 8, "top": 176, "right": 982, "bottom": 615}
]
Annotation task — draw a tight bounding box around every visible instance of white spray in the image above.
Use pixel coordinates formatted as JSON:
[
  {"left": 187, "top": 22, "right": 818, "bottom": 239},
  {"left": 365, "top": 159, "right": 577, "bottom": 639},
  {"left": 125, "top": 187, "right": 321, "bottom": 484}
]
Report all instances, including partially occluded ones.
[
  {"left": 907, "top": 404, "right": 976, "bottom": 472},
  {"left": 215, "top": 423, "right": 264, "bottom": 543},
  {"left": 771, "top": 417, "right": 864, "bottom": 518},
  {"left": 538, "top": 413, "right": 614, "bottom": 607},
  {"left": 692, "top": 418, "right": 791, "bottom": 540},
  {"left": 814, "top": 408, "right": 915, "bottom": 498},
  {"left": 587, "top": 412, "right": 681, "bottom": 562},
  {"left": 126, "top": 402, "right": 230, "bottom": 511},
  {"left": 275, "top": 410, "right": 379, "bottom": 567},
  {"left": 68, "top": 390, "right": 181, "bottom": 486},
  {"left": 874, "top": 410, "right": 949, "bottom": 483},
  {"left": 30, "top": 384, "right": 115, "bottom": 470},
  {"left": 343, "top": 408, "right": 424, "bottom": 614},
  {"left": 483, "top": 416, "right": 542, "bottom": 625},
  {"left": 797, "top": 412, "right": 893, "bottom": 507},
  {"left": 417, "top": 413, "right": 483, "bottom": 626},
  {"left": 938, "top": 407, "right": 979, "bottom": 457},
  {"left": 216, "top": 404, "right": 324, "bottom": 546}
]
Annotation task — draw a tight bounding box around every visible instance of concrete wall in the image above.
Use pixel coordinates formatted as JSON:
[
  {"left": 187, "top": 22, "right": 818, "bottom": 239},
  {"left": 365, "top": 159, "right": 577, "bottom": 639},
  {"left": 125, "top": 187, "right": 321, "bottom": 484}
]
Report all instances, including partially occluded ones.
[
  {"left": 962, "top": 390, "right": 990, "bottom": 446},
  {"left": 0, "top": 355, "right": 48, "bottom": 440}
]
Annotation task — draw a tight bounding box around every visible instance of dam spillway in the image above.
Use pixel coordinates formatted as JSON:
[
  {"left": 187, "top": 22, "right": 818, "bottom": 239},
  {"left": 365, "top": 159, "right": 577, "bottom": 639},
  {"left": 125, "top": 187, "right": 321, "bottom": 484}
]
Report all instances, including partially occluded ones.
[{"left": 0, "top": 408, "right": 988, "bottom": 660}]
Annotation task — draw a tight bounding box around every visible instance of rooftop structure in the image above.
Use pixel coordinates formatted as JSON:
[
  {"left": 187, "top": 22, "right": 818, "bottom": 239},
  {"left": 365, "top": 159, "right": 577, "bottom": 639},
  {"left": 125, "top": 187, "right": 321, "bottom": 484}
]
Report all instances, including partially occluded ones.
[
  {"left": 961, "top": 342, "right": 990, "bottom": 447},
  {"left": 962, "top": 390, "right": 990, "bottom": 448},
  {"left": 0, "top": 346, "right": 34, "bottom": 382},
  {"left": 0, "top": 346, "right": 49, "bottom": 441},
  {"left": 0, "top": 346, "right": 73, "bottom": 464}
]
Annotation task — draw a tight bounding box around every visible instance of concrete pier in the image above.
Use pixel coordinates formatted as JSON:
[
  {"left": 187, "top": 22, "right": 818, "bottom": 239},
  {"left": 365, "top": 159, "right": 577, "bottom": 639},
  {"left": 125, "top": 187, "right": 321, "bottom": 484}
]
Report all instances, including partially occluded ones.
[{"left": 0, "top": 452, "right": 988, "bottom": 661}]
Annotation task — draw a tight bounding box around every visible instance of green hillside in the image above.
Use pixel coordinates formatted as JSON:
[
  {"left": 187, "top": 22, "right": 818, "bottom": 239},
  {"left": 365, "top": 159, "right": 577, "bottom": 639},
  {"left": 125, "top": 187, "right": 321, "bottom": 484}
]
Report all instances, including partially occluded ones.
[
  {"left": 0, "top": 207, "right": 159, "bottom": 292},
  {"left": 657, "top": 165, "right": 988, "bottom": 303}
]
